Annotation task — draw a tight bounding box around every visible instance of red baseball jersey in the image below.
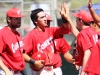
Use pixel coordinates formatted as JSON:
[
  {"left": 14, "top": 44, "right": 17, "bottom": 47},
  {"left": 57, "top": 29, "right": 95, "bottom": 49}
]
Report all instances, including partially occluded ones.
[
  {"left": 84, "top": 32, "right": 100, "bottom": 74},
  {"left": 0, "top": 27, "right": 25, "bottom": 71},
  {"left": 75, "top": 27, "right": 97, "bottom": 66},
  {"left": 53, "top": 38, "right": 71, "bottom": 68},
  {"left": 23, "top": 26, "right": 71, "bottom": 67}
]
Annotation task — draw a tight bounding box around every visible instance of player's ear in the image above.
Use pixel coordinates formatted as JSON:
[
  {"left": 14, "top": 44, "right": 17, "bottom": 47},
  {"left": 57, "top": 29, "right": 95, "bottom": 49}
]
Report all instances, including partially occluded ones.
[
  {"left": 34, "top": 20, "right": 37, "bottom": 24},
  {"left": 7, "top": 17, "right": 11, "bottom": 22},
  {"left": 80, "top": 19, "right": 83, "bottom": 22}
]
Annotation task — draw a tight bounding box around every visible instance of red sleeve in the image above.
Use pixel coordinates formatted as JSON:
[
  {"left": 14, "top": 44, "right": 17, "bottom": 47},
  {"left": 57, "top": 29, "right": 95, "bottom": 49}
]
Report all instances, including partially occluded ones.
[
  {"left": 77, "top": 32, "right": 93, "bottom": 52},
  {"left": 58, "top": 38, "right": 71, "bottom": 54},
  {"left": 23, "top": 33, "right": 33, "bottom": 54},
  {"left": 49, "top": 25, "right": 71, "bottom": 39},
  {"left": 0, "top": 33, "right": 4, "bottom": 53}
]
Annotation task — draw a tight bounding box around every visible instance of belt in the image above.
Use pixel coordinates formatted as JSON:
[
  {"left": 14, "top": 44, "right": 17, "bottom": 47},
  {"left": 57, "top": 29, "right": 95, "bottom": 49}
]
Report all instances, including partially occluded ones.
[
  {"left": 14, "top": 70, "right": 19, "bottom": 74},
  {"left": 43, "top": 66, "right": 53, "bottom": 71},
  {"left": 9, "top": 69, "right": 19, "bottom": 74}
]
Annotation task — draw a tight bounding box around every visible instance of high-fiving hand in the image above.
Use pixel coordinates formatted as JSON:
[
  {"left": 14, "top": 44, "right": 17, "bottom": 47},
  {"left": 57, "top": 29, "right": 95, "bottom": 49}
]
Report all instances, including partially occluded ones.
[
  {"left": 88, "top": 0, "right": 92, "bottom": 9},
  {"left": 59, "top": 3, "right": 70, "bottom": 20}
]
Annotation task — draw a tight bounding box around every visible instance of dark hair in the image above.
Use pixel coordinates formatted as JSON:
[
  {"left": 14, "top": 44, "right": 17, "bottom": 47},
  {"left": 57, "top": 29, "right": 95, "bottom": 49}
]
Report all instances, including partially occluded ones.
[
  {"left": 78, "top": 18, "right": 92, "bottom": 26},
  {"left": 30, "top": 8, "right": 44, "bottom": 26}
]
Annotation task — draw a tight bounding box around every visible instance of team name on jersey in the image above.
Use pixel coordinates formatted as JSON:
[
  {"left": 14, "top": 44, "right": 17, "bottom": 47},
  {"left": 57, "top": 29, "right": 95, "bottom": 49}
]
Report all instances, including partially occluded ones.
[
  {"left": 37, "top": 37, "right": 53, "bottom": 53},
  {"left": 11, "top": 41, "right": 24, "bottom": 53},
  {"left": 93, "top": 34, "right": 98, "bottom": 45},
  {"left": 75, "top": 34, "right": 99, "bottom": 56}
]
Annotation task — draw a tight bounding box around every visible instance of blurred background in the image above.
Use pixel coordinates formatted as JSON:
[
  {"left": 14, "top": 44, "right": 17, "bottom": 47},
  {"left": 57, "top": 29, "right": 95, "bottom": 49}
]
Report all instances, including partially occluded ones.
[{"left": 0, "top": 0, "right": 100, "bottom": 75}]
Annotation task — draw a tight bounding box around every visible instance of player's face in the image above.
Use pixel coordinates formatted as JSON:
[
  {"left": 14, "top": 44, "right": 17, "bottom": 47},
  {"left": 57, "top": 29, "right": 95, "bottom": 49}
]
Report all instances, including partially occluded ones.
[
  {"left": 76, "top": 18, "right": 82, "bottom": 30},
  {"left": 36, "top": 11, "right": 47, "bottom": 29},
  {"left": 8, "top": 17, "right": 21, "bottom": 29},
  {"left": 47, "top": 20, "right": 51, "bottom": 27}
]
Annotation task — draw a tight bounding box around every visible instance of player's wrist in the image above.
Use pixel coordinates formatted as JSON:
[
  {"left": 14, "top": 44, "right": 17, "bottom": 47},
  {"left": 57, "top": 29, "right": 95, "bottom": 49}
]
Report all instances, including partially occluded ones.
[
  {"left": 29, "top": 58, "right": 35, "bottom": 65},
  {"left": 62, "top": 17, "right": 69, "bottom": 23}
]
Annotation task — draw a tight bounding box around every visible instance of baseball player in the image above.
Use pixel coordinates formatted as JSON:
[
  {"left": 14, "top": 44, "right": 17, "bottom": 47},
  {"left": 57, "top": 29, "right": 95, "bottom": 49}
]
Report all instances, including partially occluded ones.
[
  {"left": 0, "top": 7, "right": 27, "bottom": 75},
  {"left": 71, "top": 10, "right": 93, "bottom": 75},
  {"left": 45, "top": 13, "right": 74, "bottom": 75},
  {"left": 82, "top": 0, "right": 100, "bottom": 75},
  {"left": 23, "top": 3, "right": 73, "bottom": 75},
  {"left": 62, "top": 3, "right": 100, "bottom": 75}
]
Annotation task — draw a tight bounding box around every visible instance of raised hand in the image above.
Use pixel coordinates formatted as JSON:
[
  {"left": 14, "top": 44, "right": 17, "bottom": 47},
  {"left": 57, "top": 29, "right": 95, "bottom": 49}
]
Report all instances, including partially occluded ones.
[
  {"left": 88, "top": 0, "right": 92, "bottom": 9},
  {"left": 59, "top": 3, "right": 70, "bottom": 20}
]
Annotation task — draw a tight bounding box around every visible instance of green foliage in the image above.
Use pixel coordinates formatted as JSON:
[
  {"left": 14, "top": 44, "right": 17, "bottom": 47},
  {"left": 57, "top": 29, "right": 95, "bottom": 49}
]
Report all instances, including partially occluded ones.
[{"left": 70, "top": 0, "right": 100, "bottom": 9}]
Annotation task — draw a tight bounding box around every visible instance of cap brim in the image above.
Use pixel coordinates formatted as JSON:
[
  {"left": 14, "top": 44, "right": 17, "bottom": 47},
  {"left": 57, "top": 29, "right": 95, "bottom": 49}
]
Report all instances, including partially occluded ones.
[
  {"left": 72, "top": 13, "right": 78, "bottom": 17},
  {"left": 17, "top": 15, "right": 25, "bottom": 18},
  {"left": 7, "top": 15, "right": 25, "bottom": 18}
]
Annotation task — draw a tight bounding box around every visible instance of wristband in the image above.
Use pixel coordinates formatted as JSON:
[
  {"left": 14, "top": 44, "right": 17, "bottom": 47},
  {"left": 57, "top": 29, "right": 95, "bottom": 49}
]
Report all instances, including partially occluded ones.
[
  {"left": 62, "top": 17, "right": 68, "bottom": 23},
  {"left": 29, "top": 58, "right": 35, "bottom": 65}
]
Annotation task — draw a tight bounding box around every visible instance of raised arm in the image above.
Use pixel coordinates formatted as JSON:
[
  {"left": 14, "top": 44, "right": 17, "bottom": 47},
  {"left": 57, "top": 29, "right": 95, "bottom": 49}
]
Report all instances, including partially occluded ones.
[
  {"left": 88, "top": 0, "right": 100, "bottom": 25},
  {"left": 59, "top": 3, "right": 79, "bottom": 37}
]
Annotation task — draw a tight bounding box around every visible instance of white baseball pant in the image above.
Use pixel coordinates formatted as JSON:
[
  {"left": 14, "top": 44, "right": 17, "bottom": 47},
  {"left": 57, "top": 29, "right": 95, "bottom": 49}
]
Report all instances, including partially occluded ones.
[
  {"left": 0, "top": 69, "right": 21, "bottom": 75},
  {"left": 29, "top": 67, "right": 62, "bottom": 75}
]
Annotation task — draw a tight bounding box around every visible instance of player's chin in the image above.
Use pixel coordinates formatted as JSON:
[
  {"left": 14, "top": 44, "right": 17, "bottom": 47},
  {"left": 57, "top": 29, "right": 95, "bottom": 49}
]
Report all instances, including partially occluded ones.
[{"left": 16, "top": 24, "right": 21, "bottom": 28}]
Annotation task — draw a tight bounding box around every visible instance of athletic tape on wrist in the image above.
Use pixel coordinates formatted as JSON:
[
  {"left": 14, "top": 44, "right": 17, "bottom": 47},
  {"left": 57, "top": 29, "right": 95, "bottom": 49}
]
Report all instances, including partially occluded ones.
[
  {"left": 62, "top": 17, "right": 68, "bottom": 23},
  {"left": 29, "top": 59, "right": 35, "bottom": 65}
]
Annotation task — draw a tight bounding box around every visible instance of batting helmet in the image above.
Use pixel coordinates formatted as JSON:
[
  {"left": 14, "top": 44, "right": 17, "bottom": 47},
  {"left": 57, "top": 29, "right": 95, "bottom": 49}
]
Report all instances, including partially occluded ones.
[
  {"left": 72, "top": 10, "right": 93, "bottom": 22},
  {"left": 30, "top": 52, "right": 46, "bottom": 71},
  {"left": 45, "top": 13, "right": 52, "bottom": 21}
]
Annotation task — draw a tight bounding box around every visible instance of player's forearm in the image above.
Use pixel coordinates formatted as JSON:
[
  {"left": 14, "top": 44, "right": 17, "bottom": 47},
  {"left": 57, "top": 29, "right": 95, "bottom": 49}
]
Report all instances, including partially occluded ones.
[
  {"left": 23, "top": 53, "right": 36, "bottom": 65},
  {"left": 89, "top": 8, "right": 100, "bottom": 24},
  {"left": 63, "top": 52, "right": 74, "bottom": 63},
  {"left": 81, "top": 49, "right": 91, "bottom": 75},
  {"left": 0, "top": 59, "right": 10, "bottom": 73},
  {"left": 62, "top": 17, "right": 79, "bottom": 37},
  {"left": 23, "top": 53, "right": 31, "bottom": 62},
  {"left": 68, "top": 18, "right": 79, "bottom": 37},
  {"left": 65, "top": 17, "right": 79, "bottom": 37}
]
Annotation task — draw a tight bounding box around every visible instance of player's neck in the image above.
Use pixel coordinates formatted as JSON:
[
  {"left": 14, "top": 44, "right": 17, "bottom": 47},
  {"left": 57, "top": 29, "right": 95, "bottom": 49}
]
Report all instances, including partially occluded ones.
[
  {"left": 35, "top": 26, "right": 45, "bottom": 32},
  {"left": 7, "top": 26, "right": 17, "bottom": 32}
]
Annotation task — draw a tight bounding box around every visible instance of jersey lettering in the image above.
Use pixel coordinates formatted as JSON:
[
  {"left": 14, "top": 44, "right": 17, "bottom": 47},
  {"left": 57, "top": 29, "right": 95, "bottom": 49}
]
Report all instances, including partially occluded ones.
[
  {"left": 37, "top": 37, "right": 53, "bottom": 52},
  {"left": 12, "top": 41, "right": 24, "bottom": 53},
  {"left": 93, "top": 34, "right": 98, "bottom": 45}
]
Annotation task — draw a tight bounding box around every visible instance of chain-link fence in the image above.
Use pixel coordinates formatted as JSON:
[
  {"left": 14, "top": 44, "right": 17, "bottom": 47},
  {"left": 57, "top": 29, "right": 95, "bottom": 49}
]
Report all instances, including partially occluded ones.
[
  {"left": 0, "top": 0, "right": 54, "bottom": 37},
  {"left": 0, "top": 0, "right": 24, "bottom": 35},
  {"left": 23, "top": 1, "right": 54, "bottom": 36}
]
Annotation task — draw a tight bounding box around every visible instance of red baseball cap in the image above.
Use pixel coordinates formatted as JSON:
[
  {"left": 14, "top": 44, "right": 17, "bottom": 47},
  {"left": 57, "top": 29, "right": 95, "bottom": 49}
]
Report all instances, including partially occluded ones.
[
  {"left": 6, "top": 7, "right": 24, "bottom": 18},
  {"left": 72, "top": 10, "right": 93, "bottom": 22},
  {"left": 45, "top": 13, "right": 52, "bottom": 21}
]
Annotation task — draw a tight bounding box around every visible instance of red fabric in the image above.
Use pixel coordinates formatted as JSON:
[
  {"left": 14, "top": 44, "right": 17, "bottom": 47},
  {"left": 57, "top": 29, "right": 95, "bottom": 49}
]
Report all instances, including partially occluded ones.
[
  {"left": 86, "top": 72, "right": 100, "bottom": 75},
  {"left": 0, "top": 27, "right": 25, "bottom": 71},
  {"left": 75, "top": 27, "right": 96, "bottom": 66},
  {"left": 74, "top": 27, "right": 100, "bottom": 74},
  {"left": 72, "top": 10, "right": 93, "bottom": 22},
  {"left": 6, "top": 7, "right": 24, "bottom": 17},
  {"left": 53, "top": 38, "right": 70, "bottom": 67},
  {"left": 84, "top": 39, "right": 100, "bottom": 74},
  {"left": 23, "top": 26, "right": 70, "bottom": 67}
]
